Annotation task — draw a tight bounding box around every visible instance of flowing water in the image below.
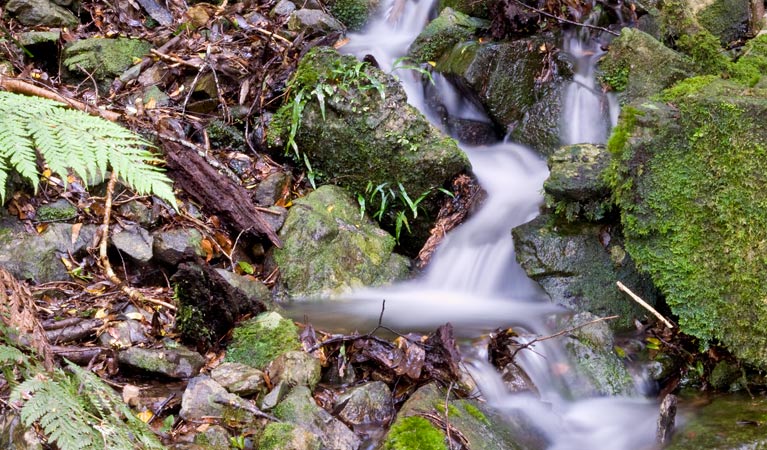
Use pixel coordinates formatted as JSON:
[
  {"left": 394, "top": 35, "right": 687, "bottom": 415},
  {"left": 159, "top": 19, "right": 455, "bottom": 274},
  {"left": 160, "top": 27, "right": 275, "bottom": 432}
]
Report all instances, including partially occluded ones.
[{"left": 305, "top": 1, "right": 660, "bottom": 448}]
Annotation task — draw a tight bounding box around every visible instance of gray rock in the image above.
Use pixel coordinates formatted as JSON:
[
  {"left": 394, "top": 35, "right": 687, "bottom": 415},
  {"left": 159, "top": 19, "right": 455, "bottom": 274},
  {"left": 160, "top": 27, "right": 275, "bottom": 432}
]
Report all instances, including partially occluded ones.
[
  {"left": 210, "top": 362, "right": 265, "bottom": 396},
  {"left": 98, "top": 320, "right": 150, "bottom": 348},
  {"left": 267, "top": 351, "right": 321, "bottom": 389},
  {"left": 5, "top": 0, "right": 78, "bottom": 27},
  {"left": 335, "top": 381, "right": 394, "bottom": 426},
  {"left": 287, "top": 9, "right": 344, "bottom": 33},
  {"left": 260, "top": 381, "right": 290, "bottom": 410},
  {"left": 35, "top": 199, "right": 77, "bottom": 222},
  {"left": 260, "top": 206, "right": 288, "bottom": 233},
  {"left": 117, "top": 200, "right": 157, "bottom": 227},
  {"left": 152, "top": 228, "right": 204, "bottom": 265},
  {"left": 254, "top": 172, "right": 291, "bottom": 206},
  {"left": 214, "top": 268, "right": 271, "bottom": 302},
  {"left": 142, "top": 85, "right": 170, "bottom": 108},
  {"left": 63, "top": 38, "right": 152, "bottom": 81},
  {"left": 180, "top": 375, "right": 241, "bottom": 421},
  {"left": 112, "top": 226, "right": 153, "bottom": 263},
  {"left": 0, "top": 410, "right": 44, "bottom": 450},
  {"left": 271, "top": 0, "right": 296, "bottom": 17},
  {"left": 408, "top": 8, "right": 489, "bottom": 62},
  {"left": 544, "top": 144, "right": 612, "bottom": 222},
  {"left": 0, "top": 219, "right": 97, "bottom": 283},
  {"left": 274, "top": 386, "right": 360, "bottom": 450},
  {"left": 17, "top": 30, "right": 61, "bottom": 47},
  {"left": 193, "top": 424, "right": 231, "bottom": 448},
  {"left": 118, "top": 345, "right": 205, "bottom": 379},
  {"left": 258, "top": 422, "right": 321, "bottom": 450},
  {"left": 273, "top": 185, "right": 410, "bottom": 299}
]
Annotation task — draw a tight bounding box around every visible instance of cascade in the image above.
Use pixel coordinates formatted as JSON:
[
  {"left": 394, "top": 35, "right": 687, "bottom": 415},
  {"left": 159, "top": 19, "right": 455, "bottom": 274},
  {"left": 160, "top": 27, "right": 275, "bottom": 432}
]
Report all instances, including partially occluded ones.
[{"left": 306, "top": 0, "right": 660, "bottom": 448}]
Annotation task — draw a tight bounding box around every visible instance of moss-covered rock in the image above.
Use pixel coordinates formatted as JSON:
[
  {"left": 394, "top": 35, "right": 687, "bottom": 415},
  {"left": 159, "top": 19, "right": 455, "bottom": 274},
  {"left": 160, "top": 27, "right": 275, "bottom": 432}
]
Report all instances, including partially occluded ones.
[
  {"left": 598, "top": 28, "right": 696, "bottom": 103},
  {"left": 225, "top": 312, "right": 301, "bottom": 369},
  {"left": 656, "top": 0, "right": 750, "bottom": 46},
  {"left": 273, "top": 185, "right": 410, "bottom": 298},
  {"left": 63, "top": 38, "right": 151, "bottom": 81},
  {"left": 328, "top": 0, "right": 378, "bottom": 30},
  {"left": 408, "top": 8, "right": 489, "bottom": 63},
  {"left": 607, "top": 79, "right": 767, "bottom": 368},
  {"left": 438, "top": 0, "right": 489, "bottom": 19},
  {"left": 267, "top": 47, "right": 469, "bottom": 252},
  {"left": 258, "top": 423, "right": 321, "bottom": 450},
  {"left": 513, "top": 213, "right": 658, "bottom": 331},
  {"left": 5, "top": 0, "right": 78, "bottom": 27}
]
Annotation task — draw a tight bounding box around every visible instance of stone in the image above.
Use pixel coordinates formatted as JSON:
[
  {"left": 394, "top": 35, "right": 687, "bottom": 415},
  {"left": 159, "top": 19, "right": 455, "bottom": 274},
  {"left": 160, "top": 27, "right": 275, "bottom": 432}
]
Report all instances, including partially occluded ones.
[
  {"left": 267, "top": 351, "right": 321, "bottom": 389},
  {"left": 35, "top": 199, "right": 77, "bottom": 222},
  {"left": 214, "top": 268, "right": 271, "bottom": 302},
  {"left": 143, "top": 85, "right": 170, "bottom": 108},
  {"left": 260, "top": 381, "right": 290, "bottom": 410},
  {"left": 328, "top": 0, "right": 378, "bottom": 30},
  {"left": 258, "top": 423, "right": 321, "bottom": 450},
  {"left": 179, "top": 375, "right": 241, "bottom": 421},
  {"left": 0, "top": 410, "right": 44, "bottom": 450},
  {"left": 17, "top": 31, "right": 61, "bottom": 47},
  {"left": 513, "top": 213, "right": 659, "bottom": 331},
  {"left": 274, "top": 386, "right": 361, "bottom": 450},
  {"left": 335, "top": 381, "right": 394, "bottom": 426},
  {"left": 225, "top": 311, "right": 301, "bottom": 370},
  {"left": 118, "top": 345, "right": 205, "bottom": 379},
  {"left": 111, "top": 226, "right": 153, "bottom": 263},
  {"left": 152, "top": 228, "right": 205, "bottom": 266},
  {"left": 543, "top": 144, "right": 612, "bottom": 222},
  {"left": 210, "top": 362, "right": 265, "bottom": 396},
  {"left": 287, "top": 9, "right": 344, "bottom": 33},
  {"left": 254, "top": 172, "right": 291, "bottom": 206},
  {"left": 271, "top": 0, "right": 296, "bottom": 17},
  {"left": 260, "top": 206, "right": 288, "bottom": 233},
  {"left": 5, "top": 0, "right": 78, "bottom": 27},
  {"left": 272, "top": 185, "right": 410, "bottom": 299},
  {"left": 193, "top": 425, "right": 231, "bottom": 448},
  {"left": 117, "top": 200, "right": 157, "bottom": 227},
  {"left": 98, "top": 319, "right": 150, "bottom": 348},
  {"left": 63, "top": 38, "right": 152, "bottom": 81},
  {"left": 408, "top": 8, "right": 489, "bottom": 62}
]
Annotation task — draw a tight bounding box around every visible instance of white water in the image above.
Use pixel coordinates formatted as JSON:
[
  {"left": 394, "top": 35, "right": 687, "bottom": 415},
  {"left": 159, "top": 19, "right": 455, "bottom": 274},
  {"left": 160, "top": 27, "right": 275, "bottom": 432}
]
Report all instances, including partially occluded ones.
[{"left": 302, "top": 1, "right": 659, "bottom": 448}]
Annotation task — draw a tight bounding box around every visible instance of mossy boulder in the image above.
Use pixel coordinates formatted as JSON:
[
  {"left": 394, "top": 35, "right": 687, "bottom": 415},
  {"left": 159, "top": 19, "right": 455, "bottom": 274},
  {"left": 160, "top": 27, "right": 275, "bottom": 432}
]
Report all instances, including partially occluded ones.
[
  {"left": 607, "top": 78, "right": 767, "bottom": 368},
  {"left": 408, "top": 8, "right": 489, "bottom": 63},
  {"left": 513, "top": 213, "right": 658, "bottom": 332},
  {"left": 5, "top": 0, "right": 78, "bottom": 27},
  {"left": 267, "top": 47, "right": 470, "bottom": 252},
  {"left": 258, "top": 423, "right": 321, "bottom": 450},
  {"left": 225, "top": 312, "right": 301, "bottom": 369},
  {"left": 438, "top": 0, "right": 489, "bottom": 19},
  {"left": 598, "top": 28, "right": 696, "bottom": 103},
  {"left": 328, "top": 0, "right": 378, "bottom": 30},
  {"left": 63, "top": 38, "right": 151, "bottom": 81},
  {"left": 656, "top": 0, "right": 751, "bottom": 46},
  {"left": 273, "top": 185, "right": 410, "bottom": 298},
  {"left": 435, "top": 34, "right": 570, "bottom": 155}
]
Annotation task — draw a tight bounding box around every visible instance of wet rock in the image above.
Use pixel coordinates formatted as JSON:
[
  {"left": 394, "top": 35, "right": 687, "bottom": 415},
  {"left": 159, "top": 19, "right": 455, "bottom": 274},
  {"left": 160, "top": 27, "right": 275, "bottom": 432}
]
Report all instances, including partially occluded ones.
[
  {"left": 5, "top": 0, "right": 78, "bottom": 27},
  {"left": 210, "top": 362, "right": 266, "bottom": 396},
  {"left": 0, "top": 218, "right": 97, "bottom": 283},
  {"left": 118, "top": 345, "right": 205, "bottom": 379},
  {"left": 327, "top": 0, "right": 378, "bottom": 30},
  {"left": 446, "top": 117, "right": 499, "bottom": 145},
  {"left": 214, "top": 268, "right": 271, "bottom": 302},
  {"left": 152, "top": 228, "right": 205, "bottom": 266},
  {"left": 335, "top": 381, "right": 394, "bottom": 427},
  {"left": 287, "top": 9, "right": 344, "bottom": 33},
  {"left": 273, "top": 185, "right": 410, "bottom": 298},
  {"left": 544, "top": 144, "right": 612, "bottom": 222},
  {"left": 273, "top": 385, "right": 361, "bottom": 450},
  {"left": 36, "top": 199, "right": 77, "bottom": 222},
  {"left": 180, "top": 375, "right": 241, "bottom": 421},
  {"left": 267, "top": 351, "right": 321, "bottom": 389},
  {"left": 17, "top": 30, "right": 61, "bottom": 47},
  {"left": 254, "top": 172, "right": 291, "bottom": 206},
  {"left": 226, "top": 311, "right": 301, "bottom": 370},
  {"left": 258, "top": 422, "right": 321, "bottom": 450},
  {"left": 408, "top": 8, "right": 489, "bottom": 62},
  {"left": 111, "top": 226, "right": 153, "bottom": 263},
  {"left": 513, "top": 212, "right": 658, "bottom": 331},
  {"left": 708, "top": 360, "right": 742, "bottom": 391},
  {"left": 63, "top": 38, "right": 152, "bottom": 81}
]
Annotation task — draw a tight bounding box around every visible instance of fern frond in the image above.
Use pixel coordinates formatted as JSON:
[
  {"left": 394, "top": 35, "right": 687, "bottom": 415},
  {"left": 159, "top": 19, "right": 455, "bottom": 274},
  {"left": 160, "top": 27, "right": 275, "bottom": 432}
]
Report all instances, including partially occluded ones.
[
  {"left": 0, "top": 92, "right": 177, "bottom": 209},
  {"left": 0, "top": 344, "right": 25, "bottom": 365}
]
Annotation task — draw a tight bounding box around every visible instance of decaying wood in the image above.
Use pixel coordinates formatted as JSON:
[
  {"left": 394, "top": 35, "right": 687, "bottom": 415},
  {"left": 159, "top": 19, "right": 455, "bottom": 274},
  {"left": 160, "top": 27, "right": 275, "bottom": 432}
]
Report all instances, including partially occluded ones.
[
  {"left": 50, "top": 346, "right": 104, "bottom": 365},
  {"left": 162, "top": 140, "right": 282, "bottom": 246},
  {"left": 45, "top": 318, "right": 105, "bottom": 344},
  {"left": 617, "top": 281, "right": 674, "bottom": 328},
  {"left": 656, "top": 394, "right": 677, "bottom": 444}
]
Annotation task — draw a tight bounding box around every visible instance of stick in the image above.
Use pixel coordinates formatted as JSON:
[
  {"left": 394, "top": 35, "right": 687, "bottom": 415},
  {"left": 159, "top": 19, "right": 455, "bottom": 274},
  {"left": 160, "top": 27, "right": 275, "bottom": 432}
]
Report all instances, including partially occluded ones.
[
  {"left": 617, "top": 281, "right": 674, "bottom": 328},
  {"left": 508, "top": 0, "right": 620, "bottom": 36},
  {"left": 510, "top": 314, "right": 619, "bottom": 359}
]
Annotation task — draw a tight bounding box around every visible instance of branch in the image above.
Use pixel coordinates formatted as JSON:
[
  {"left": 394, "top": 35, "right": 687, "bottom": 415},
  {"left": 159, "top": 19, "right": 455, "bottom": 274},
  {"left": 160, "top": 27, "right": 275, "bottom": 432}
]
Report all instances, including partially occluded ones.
[
  {"left": 617, "top": 281, "right": 674, "bottom": 328},
  {"left": 510, "top": 314, "right": 619, "bottom": 359},
  {"left": 508, "top": 0, "right": 620, "bottom": 36}
]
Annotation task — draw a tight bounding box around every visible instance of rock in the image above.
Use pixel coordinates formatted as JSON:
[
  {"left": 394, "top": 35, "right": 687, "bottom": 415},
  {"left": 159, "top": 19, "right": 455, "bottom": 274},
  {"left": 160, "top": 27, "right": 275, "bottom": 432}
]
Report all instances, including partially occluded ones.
[
  {"left": 709, "top": 360, "right": 742, "bottom": 390},
  {"left": 179, "top": 375, "right": 241, "bottom": 421},
  {"left": 5, "top": 0, "right": 78, "bottom": 27},
  {"left": 274, "top": 386, "right": 360, "bottom": 450},
  {"left": 35, "top": 199, "right": 77, "bottom": 222},
  {"left": 436, "top": 35, "right": 571, "bottom": 156},
  {"left": 193, "top": 425, "right": 231, "bottom": 448},
  {"left": 260, "top": 206, "right": 288, "bottom": 233},
  {"left": 254, "top": 172, "right": 291, "bottom": 206},
  {"left": 258, "top": 422, "right": 321, "bottom": 450},
  {"left": 287, "top": 9, "right": 344, "bottom": 33},
  {"left": 271, "top": 0, "right": 296, "bottom": 17},
  {"left": 559, "top": 312, "right": 636, "bottom": 396},
  {"left": 210, "top": 362, "right": 266, "bottom": 396},
  {"left": 438, "top": 0, "right": 488, "bottom": 18},
  {"left": 267, "top": 47, "right": 470, "bottom": 252},
  {"left": 408, "top": 8, "right": 489, "bottom": 62},
  {"left": 267, "top": 351, "right": 321, "bottom": 389},
  {"left": 272, "top": 185, "right": 410, "bottom": 299},
  {"left": 63, "top": 38, "right": 152, "bottom": 81},
  {"left": 0, "top": 410, "right": 44, "bottom": 450},
  {"left": 445, "top": 117, "right": 499, "bottom": 145},
  {"left": 598, "top": 28, "right": 696, "bottom": 103},
  {"left": 382, "top": 383, "right": 544, "bottom": 450},
  {"left": 0, "top": 218, "right": 97, "bottom": 283},
  {"left": 17, "top": 30, "right": 61, "bottom": 47},
  {"left": 214, "top": 268, "right": 271, "bottom": 302},
  {"left": 111, "top": 226, "right": 153, "bottom": 263},
  {"left": 152, "top": 228, "right": 205, "bottom": 266},
  {"left": 260, "top": 381, "right": 290, "bottom": 410},
  {"left": 607, "top": 78, "right": 767, "bottom": 368},
  {"left": 118, "top": 345, "right": 205, "bottom": 379},
  {"left": 658, "top": 0, "right": 751, "bottom": 45},
  {"left": 328, "top": 0, "right": 378, "bottom": 30},
  {"left": 98, "top": 319, "right": 150, "bottom": 348},
  {"left": 513, "top": 213, "right": 658, "bottom": 331},
  {"left": 171, "top": 260, "right": 266, "bottom": 345},
  {"left": 225, "top": 311, "right": 301, "bottom": 370},
  {"left": 543, "top": 144, "right": 612, "bottom": 222},
  {"left": 335, "top": 381, "right": 394, "bottom": 427}
]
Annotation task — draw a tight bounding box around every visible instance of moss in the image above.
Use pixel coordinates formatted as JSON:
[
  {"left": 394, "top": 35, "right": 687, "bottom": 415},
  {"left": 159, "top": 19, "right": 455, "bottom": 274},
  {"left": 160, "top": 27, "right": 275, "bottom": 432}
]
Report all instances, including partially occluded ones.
[
  {"left": 434, "top": 402, "right": 461, "bottom": 417},
  {"left": 382, "top": 416, "right": 448, "bottom": 450},
  {"left": 63, "top": 38, "right": 151, "bottom": 81},
  {"left": 675, "top": 31, "right": 731, "bottom": 75},
  {"left": 462, "top": 402, "right": 490, "bottom": 426},
  {"left": 658, "top": 75, "right": 718, "bottom": 100},
  {"left": 408, "top": 8, "right": 489, "bottom": 63},
  {"left": 206, "top": 119, "right": 246, "bottom": 151},
  {"left": 225, "top": 312, "right": 301, "bottom": 369},
  {"left": 438, "top": 0, "right": 488, "bottom": 18},
  {"left": 258, "top": 423, "right": 294, "bottom": 449},
  {"left": 174, "top": 302, "right": 213, "bottom": 345},
  {"left": 330, "top": 0, "right": 373, "bottom": 30},
  {"left": 696, "top": 0, "right": 750, "bottom": 45},
  {"left": 36, "top": 202, "right": 77, "bottom": 222}
]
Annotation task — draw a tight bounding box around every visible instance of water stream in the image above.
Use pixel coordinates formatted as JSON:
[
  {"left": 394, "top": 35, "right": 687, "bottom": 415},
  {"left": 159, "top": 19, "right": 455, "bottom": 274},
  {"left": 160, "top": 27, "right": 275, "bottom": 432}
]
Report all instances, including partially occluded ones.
[{"left": 320, "top": 1, "right": 659, "bottom": 448}]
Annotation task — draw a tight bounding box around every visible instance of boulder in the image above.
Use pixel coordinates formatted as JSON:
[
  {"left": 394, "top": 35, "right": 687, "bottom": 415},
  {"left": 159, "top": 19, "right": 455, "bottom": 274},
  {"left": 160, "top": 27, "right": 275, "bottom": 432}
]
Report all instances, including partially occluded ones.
[
  {"left": 273, "top": 185, "right": 410, "bottom": 299},
  {"left": 258, "top": 423, "right": 321, "bottom": 450},
  {"left": 287, "top": 9, "right": 344, "bottom": 33},
  {"left": 408, "top": 8, "right": 489, "bottom": 63},
  {"left": 118, "top": 345, "right": 205, "bottom": 379},
  {"left": 607, "top": 78, "right": 767, "bottom": 368},
  {"left": 210, "top": 362, "right": 266, "bottom": 396},
  {"left": 179, "top": 376, "right": 241, "bottom": 421},
  {"left": 111, "top": 226, "right": 153, "bottom": 264},
  {"left": 152, "top": 228, "right": 205, "bottom": 266},
  {"left": 334, "top": 381, "right": 394, "bottom": 427},
  {"left": 63, "top": 38, "right": 151, "bottom": 81},
  {"left": 225, "top": 311, "right": 301, "bottom": 370},
  {"left": 328, "top": 0, "right": 379, "bottom": 30},
  {"left": 4, "top": 0, "right": 78, "bottom": 27},
  {"left": 267, "top": 351, "right": 322, "bottom": 389}
]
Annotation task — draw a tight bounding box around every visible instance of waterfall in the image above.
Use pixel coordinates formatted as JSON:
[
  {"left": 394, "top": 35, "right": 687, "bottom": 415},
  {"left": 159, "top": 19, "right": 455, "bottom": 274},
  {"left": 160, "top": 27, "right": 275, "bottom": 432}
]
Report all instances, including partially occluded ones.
[{"left": 302, "top": 1, "right": 660, "bottom": 448}]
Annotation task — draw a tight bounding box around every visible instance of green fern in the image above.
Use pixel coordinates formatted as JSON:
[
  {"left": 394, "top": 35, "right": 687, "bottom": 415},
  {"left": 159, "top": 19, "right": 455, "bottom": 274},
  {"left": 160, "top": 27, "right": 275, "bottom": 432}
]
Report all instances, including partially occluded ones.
[
  {"left": 10, "top": 361, "right": 164, "bottom": 450},
  {"left": 0, "top": 92, "right": 176, "bottom": 208}
]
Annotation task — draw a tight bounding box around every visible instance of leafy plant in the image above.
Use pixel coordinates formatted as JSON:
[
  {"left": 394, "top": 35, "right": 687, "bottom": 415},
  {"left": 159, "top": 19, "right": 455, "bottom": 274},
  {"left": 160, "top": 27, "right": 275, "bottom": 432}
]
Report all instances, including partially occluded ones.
[{"left": 0, "top": 92, "right": 176, "bottom": 208}]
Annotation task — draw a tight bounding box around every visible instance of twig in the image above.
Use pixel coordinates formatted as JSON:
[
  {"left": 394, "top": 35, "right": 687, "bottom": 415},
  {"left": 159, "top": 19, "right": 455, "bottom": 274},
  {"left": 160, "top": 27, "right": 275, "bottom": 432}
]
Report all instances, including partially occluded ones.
[
  {"left": 508, "top": 0, "right": 620, "bottom": 36},
  {"left": 253, "top": 27, "right": 292, "bottom": 46},
  {"left": 617, "top": 281, "right": 674, "bottom": 328},
  {"left": 150, "top": 49, "right": 203, "bottom": 69},
  {"left": 510, "top": 314, "right": 619, "bottom": 359},
  {"left": 213, "top": 397, "right": 281, "bottom": 422}
]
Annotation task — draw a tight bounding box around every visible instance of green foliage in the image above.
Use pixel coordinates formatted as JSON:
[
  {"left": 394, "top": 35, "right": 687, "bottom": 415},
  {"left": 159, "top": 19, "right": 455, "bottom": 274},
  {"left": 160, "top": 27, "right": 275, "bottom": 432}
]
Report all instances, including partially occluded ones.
[
  {"left": 382, "top": 416, "right": 447, "bottom": 450},
  {"left": 0, "top": 92, "right": 176, "bottom": 208},
  {"left": 599, "top": 64, "right": 629, "bottom": 92}
]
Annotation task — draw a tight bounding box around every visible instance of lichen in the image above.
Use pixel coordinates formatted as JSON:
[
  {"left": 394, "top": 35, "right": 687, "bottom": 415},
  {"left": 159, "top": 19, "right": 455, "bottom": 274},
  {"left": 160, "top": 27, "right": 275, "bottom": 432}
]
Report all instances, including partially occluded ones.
[
  {"left": 382, "top": 416, "right": 448, "bottom": 450},
  {"left": 225, "top": 312, "right": 301, "bottom": 369}
]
